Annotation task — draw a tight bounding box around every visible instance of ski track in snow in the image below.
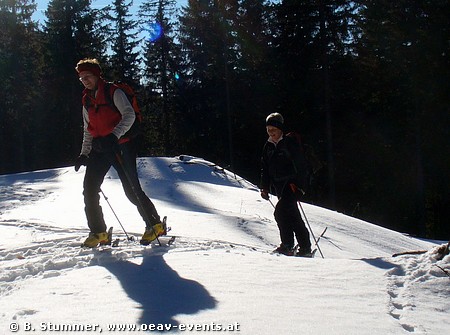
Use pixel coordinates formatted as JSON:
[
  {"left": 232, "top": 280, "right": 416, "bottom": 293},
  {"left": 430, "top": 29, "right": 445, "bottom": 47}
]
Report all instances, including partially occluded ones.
[
  {"left": 0, "top": 169, "right": 69, "bottom": 215},
  {"left": 2, "top": 227, "right": 448, "bottom": 335},
  {"left": 0, "top": 227, "right": 275, "bottom": 298},
  {"left": 1, "top": 220, "right": 448, "bottom": 334}
]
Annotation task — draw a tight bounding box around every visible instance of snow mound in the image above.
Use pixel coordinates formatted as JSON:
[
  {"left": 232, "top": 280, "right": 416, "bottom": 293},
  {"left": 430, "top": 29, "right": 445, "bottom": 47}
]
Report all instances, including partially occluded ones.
[{"left": 0, "top": 156, "right": 448, "bottom": 334}]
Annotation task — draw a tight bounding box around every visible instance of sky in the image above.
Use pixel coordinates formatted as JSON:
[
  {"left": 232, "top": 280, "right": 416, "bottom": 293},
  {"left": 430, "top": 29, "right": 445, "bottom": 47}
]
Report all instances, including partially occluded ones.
[
  {"left": 0, "top": 155, "right": 449, "bottom": 334},
  {"left": 33, "top": 0, "right": 187, "bottom": 24}
]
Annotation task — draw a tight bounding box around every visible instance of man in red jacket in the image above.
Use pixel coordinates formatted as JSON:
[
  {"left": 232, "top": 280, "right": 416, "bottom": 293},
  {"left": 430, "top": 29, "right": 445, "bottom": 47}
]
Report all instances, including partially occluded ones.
[{"left": 74, "top": 58, "right": 165, "bottom": 247}]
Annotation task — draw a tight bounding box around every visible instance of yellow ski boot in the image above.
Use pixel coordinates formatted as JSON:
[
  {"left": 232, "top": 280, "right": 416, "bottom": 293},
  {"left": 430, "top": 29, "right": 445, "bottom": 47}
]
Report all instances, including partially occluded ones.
[
  {"left": 82, "top": 231, "right": 110, "bottom": 248},
  {"left": 140, "top": 221, "right": 166, "bottom": 245}
]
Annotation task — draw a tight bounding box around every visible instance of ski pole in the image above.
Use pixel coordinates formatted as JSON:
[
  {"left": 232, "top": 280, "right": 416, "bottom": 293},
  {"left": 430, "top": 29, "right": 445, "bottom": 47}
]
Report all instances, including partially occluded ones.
[
  {"left": 298, "top": 200, "right": 324, "bottom": 258},
  {"left": 290, "top": 184, "right": 324, "bottom": 258},
  {"left": 115, "top": 151, "right": 162, "bottom": 246},
  {"left": 100, "top": 188, "right": 133, "bottom": 241},
  {"left": 315, "top": 227, "right": 328, "bottom": 245}
]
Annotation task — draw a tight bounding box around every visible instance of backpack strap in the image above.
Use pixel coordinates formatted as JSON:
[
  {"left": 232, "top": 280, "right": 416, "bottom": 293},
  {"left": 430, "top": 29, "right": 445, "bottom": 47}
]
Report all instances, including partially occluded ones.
[
  {"left": 103, "top": 81, "right": 138, "bottom": 116},
  {"left": 104, "top": 81, "right": 142, "bottom": 140},
  {"left": 82, "top": 92, "right": 94, "bottom": 110},
  {"left": 103, "top": 82, "right": 119, "bottom": 113},
  {"left": 82, "top": 83, "right": 116, "bottom": 111}
]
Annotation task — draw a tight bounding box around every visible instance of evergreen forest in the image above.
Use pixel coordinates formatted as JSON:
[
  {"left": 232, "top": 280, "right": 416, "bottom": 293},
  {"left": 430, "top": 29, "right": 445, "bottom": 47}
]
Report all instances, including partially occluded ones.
[{"left": 0, "top": 0, "right": 448, "bottom": 239}]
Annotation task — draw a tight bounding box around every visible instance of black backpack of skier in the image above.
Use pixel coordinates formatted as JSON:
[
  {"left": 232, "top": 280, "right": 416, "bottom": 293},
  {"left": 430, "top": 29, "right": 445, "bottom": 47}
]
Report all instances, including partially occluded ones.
[{"left": 286, "top": 132, "right": 323, "bottom": 176}]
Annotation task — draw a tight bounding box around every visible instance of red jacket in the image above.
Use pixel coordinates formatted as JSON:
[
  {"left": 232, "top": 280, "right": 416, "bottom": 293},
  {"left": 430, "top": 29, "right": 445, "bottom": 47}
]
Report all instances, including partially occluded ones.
[{"left": 82, "top": 79, "right": 122, "bottom": 138}]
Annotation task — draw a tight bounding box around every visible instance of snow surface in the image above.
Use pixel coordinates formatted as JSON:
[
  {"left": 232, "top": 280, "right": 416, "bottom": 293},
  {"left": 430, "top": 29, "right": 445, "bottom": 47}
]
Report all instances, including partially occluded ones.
[{"left": 0, "top": 156, "right": 448, "bottom": 334}]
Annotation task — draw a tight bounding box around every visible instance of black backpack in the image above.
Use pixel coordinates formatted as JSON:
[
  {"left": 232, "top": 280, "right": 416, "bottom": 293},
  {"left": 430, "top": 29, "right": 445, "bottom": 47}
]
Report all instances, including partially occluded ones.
[{"left": 286, "top": 132, "right": 323, "bottom": 176}]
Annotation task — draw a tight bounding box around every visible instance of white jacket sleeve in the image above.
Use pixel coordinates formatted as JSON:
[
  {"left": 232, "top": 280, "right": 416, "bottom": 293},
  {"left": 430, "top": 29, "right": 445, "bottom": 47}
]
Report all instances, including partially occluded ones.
[
  {"left": 80, "top": 107, "right": 93, "bottom": 156},
  {"left": 111, "top": 89, "right": 136, "bottom": 139}
]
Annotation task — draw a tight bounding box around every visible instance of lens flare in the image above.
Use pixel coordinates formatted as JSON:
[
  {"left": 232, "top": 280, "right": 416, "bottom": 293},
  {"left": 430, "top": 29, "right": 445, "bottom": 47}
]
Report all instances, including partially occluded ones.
[{"left": 143, "top": 22, "right": 163, "bottom": 42}]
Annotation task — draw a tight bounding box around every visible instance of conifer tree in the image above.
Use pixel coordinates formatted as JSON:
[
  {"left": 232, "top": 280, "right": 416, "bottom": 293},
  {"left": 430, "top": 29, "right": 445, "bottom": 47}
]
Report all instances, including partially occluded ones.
[
  {"left": 354, "top": 0, "right": 450, "bottom": 237},
  {"left": 232, "top": 0, "right": 276, "bottom": 173},
  {"left": 273, "top": 0, "right": 356, "bottom": 207},
  {"left": 139, "top": 0, "right": 181, "bottom": 155},
  {"left": 178, "top": 0, "right": 240, "bottom": 165},
  {"left": 0, "top": 0, "right": 44, "bottom": 173},
  {"left": 104, "top": 0, "right": 141, "bottom": 84},
  {"left": 43, "top": 0, "right": 105, "bottom": 167}
]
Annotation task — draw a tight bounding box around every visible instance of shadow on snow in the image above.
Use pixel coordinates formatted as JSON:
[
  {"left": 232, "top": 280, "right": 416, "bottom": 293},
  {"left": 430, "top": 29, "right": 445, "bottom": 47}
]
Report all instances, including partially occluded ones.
[
  {"left": 101, "top": 248, "right": 217, "bottom": 327},
  {"left": 107, "top": 156, "right": 254, "bottom": 215}
]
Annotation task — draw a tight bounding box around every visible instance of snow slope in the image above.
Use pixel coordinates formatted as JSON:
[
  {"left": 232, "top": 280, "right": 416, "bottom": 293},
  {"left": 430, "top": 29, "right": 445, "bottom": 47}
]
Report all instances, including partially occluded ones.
[{"left": 0, "top": 156, "right": 448, "bottom": 334}]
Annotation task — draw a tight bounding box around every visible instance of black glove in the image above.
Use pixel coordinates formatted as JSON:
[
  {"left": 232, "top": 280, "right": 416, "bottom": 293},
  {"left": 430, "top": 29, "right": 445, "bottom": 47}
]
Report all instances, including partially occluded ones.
[
  {"left": 74, "top": 155, "right": 88, "bottom": 172},
  {"left": 92, "top": 133, "right": 118, "bottom": 153},
  {"left": 260, "top": 189, "right": 270, "bottom": 200}
]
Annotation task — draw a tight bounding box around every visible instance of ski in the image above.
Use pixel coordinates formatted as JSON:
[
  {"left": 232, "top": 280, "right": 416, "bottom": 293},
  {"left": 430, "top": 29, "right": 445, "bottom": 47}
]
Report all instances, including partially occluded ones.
[
  {"left": 294, "top": 227, "right": 327, "bottom": 258},
  {"left": 81, "top": 215, "right": 174, "bottom": 249},
  {"left": 276, "top": 227, "right": 326, "bottom": 258},
  {"left": 111, "top": 216, "right": 173, "bottom": 248},
  {"left": 152, "top": 235, "right": 176, "bottom": 247},
  {"left": 272, "top": 246, "right": 316, "bottom": 258},
  {"left": 295, "top": 248, "right": 317, "bottom": 258},
  {"left": 292, "top": 227, "right": 327, "bottom": 257},
  {"left": 272, "top": 249, "right": 295, "bottom": 257},
  {"left": 93, "top": 234, "right": 176, "bottom": 250}
]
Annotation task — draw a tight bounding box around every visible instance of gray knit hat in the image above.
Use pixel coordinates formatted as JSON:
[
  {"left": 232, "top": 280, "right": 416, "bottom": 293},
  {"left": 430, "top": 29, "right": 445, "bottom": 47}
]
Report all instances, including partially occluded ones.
[{"left": 265, "top": 113, "right": 284, "bottom": 131}]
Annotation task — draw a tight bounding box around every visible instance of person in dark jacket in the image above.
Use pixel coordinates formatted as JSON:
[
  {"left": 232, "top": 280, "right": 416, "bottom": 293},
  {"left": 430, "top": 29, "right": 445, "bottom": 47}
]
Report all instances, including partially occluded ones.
[
  {"left": 260, "top": 113, "right": 312, "bottom": 256},
  {"left": 74, "top": 58, "right": 165, "bottom": 247}
]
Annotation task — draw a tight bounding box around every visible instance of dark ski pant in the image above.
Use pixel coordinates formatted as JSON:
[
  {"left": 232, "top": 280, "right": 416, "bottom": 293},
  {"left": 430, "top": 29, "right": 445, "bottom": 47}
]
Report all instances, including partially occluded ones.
[
  {"left": 83, "top": 141, "right": 160, "bottom": 234},
  {"left": 274, "top": 190, "right": 311, "bottom": 250}
]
